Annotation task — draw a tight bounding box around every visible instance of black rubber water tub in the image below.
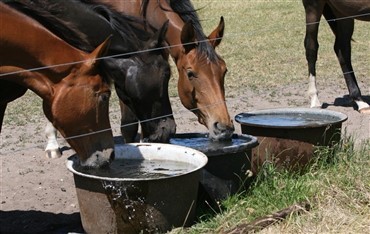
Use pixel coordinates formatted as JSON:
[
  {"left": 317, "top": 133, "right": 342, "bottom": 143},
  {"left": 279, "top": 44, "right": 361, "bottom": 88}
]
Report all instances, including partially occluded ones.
[{"left": 170, "top": 133, "right": 258, "bottom": 202}]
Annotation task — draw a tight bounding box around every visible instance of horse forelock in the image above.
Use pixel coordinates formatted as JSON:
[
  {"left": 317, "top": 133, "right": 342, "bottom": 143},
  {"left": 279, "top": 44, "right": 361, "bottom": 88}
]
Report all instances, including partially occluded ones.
[
  {"left": 197, "top": 40, "right": 220, "bottom": 63},
  {"left": 166, "top": 0, "right": 220, "bottom": 62}
]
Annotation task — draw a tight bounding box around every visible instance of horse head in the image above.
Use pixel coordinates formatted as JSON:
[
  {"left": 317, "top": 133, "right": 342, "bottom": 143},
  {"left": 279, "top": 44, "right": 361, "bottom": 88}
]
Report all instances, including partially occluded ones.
[
  {"left": 44, "top": 38, "right": 115, "bottom": 168},
  {"left": 107, "top": 21, "right": 176, "bottom": 143},
  {"left": 177, "top": 17, "right": 234, "bottom": 141}
]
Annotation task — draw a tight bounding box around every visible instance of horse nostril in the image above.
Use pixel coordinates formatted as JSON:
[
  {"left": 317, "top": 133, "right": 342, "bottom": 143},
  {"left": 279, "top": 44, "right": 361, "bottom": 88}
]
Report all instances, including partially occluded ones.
[
  {"left": 213, "top": 122, "right": 224, "bottom": 134},
  {"left": 214, "top": 122, "right": 222, "bottom": 130},
  {"left": 214, "top": 121, "right": 235, "bottom": 133}
]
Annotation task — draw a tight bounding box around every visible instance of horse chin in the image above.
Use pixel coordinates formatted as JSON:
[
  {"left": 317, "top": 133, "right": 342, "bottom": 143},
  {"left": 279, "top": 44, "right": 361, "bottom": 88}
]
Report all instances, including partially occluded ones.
[
  {"left": 208, "top": 124, "right": 235, "bottom": 141},
  {"left": 143, "top": 132, "right": 172, "bottom": 143}
]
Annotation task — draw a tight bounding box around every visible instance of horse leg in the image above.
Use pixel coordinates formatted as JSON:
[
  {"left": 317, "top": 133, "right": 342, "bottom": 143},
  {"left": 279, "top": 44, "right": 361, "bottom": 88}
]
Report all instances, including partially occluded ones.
[
  {"left": 45, "top": 121, "right": 62, "bottom": 158},
  {"left": 119, "top": 100, "right": 139, "bottom": 143},
  {"left": 0, "top": 103, "right": 6, "bottom": 133},
  {"left": 303, "top": 0, "right": 325, "bottom": 108},
  {"left": 331, "top": 19, "right": 370, "bottom": 113}
]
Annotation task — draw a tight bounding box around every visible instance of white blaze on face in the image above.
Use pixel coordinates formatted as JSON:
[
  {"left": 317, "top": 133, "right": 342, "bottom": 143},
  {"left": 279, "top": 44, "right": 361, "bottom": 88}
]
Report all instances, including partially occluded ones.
[
  {"left": 80, "top": 148, "right": 114, "bottom": 168},
  {"left": 127, "top": 65, "right": 140, "bottom": 92},
  {"left": 308, "top": 73, "right": 321, "bottom": 108},
  {"left": 127, "top": 66, "right": 138, "bottom": 78}
]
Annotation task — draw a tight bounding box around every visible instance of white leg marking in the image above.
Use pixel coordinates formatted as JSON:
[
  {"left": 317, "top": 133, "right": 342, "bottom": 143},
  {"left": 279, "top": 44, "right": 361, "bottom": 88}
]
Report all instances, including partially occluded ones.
[
  {"left": 356, "top": 100, "right": 370, "bottom": 113},
  {"left": 308, "top": 73, "right": 321, "bottom": 108},
  {"left": 45, "top": 122, "right": 61, "bottom": 158}
]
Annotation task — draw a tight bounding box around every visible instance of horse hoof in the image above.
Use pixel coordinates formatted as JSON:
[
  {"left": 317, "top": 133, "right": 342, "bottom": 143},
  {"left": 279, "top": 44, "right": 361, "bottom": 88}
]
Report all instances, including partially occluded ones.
[
  {"left": 45, "top": 149, "right": 62, "bottom": 159},
  {"left": 359, "top": 107, "right": 370, "bottom": 114}
]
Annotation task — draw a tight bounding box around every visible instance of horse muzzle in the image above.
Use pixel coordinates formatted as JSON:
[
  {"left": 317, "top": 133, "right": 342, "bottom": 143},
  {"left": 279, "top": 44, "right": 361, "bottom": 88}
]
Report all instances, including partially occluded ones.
[
  {"left": 142, "top": 117, "right": 176, "bottom": 143},
  {"left": 209, "top": 121, "right": 235, "bottom": 141}
]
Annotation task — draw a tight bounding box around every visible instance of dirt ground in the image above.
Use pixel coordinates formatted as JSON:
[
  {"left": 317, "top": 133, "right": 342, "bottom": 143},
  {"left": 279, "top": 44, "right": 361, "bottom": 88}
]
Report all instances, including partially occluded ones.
[{"left": 1, "top": 82, "right": 369, "bottom": 233}]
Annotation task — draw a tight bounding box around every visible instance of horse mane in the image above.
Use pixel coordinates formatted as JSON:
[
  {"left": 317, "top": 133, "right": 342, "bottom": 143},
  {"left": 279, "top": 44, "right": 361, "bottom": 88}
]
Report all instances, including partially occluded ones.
[
  {"left": 9, "top": 0, "right": 159, "bottom": 55},
  {"left": 142, "top": 0, "right": 219, "bottom": 62},
  {"left": 80, "top": 0, "right": 157, "bottom": 50},
  {"left": 6, "top": 0, "right": 93, "bottom": 52}
]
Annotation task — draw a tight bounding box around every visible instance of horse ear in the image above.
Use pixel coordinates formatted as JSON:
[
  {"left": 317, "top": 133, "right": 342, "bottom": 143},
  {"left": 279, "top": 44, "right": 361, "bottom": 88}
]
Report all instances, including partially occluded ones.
[
  {"left": 148, "top": 20, "right": 169, "bottom": 49},
  {"left": 181, "top": 20, "right": 197, "bottom": 54},
  {"left": 208, "top": 16, "right": 224, "bottom": 48},
  {"left": 157, "top": 20, "right": 169, "bottom": 45},
  {"left": 86, "top": 35, "right": 112, "bottom": 66}
]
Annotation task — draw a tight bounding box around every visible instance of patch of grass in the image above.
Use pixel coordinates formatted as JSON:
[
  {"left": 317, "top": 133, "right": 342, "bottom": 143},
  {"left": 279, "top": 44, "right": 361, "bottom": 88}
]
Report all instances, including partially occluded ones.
[
  {"left": 169, "top": 137, "right": 370, "bottom": 233},
  {"left": 266, "top": 138, "right": 370, "bottom": 233},
  {"left": 3, "top": 91, "right": 43, "bottom": 126}
]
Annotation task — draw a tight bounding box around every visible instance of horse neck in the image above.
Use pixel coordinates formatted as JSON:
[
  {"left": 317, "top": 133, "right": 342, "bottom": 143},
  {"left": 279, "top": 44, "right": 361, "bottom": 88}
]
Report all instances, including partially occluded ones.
[
  {"left": 47, "top": 0, "right": 145, "bottom": 55},
  {"left": 0, "top": 4, "right": 85, "bottom": 98},
  {"left": 43, "top": 0, "right": 115, "bottom": 49}
]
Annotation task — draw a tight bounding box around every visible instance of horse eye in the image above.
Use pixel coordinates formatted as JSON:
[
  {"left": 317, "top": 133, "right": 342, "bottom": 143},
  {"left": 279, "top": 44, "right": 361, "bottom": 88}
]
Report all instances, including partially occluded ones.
[
  {"left": 99, "top": 92, "right": 111, "bottom": 102},
  {"left": 186, "top": 69, "right": 196, "bottom": 79}
]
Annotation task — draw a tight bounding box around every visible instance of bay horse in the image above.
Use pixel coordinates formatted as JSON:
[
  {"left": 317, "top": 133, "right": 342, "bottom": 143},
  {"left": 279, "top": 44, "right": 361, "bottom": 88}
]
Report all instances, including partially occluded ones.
[
  {"left": 7, "top": 0, "right": 176, "bottom": 158},
  {"left": 303, "top": 0, "right": 370, "bottom": 113},
  {"left": 0, "top": 2, "right": 115, "bottom": 167},
  {"left": 85, "top": 0, "right": 235, "bottom": 141}
]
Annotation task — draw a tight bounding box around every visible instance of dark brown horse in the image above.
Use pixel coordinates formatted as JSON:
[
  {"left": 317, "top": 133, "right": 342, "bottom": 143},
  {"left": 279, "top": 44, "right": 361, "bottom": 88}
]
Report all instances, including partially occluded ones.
[
  {"left": 86, "top": 0, "right": 235, "bottom": 140},
  {"left": 303, "top": 0, "right": 370, "bottom": 113},
  {"left": 0, "top": 2, "right": 115, "bottom": 167}
]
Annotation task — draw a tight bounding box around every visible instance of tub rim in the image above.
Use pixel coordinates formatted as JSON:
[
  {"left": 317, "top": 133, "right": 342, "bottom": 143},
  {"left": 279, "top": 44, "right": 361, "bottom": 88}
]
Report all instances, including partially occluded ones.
[
  {"left": 235, "top": 107, "right": 348, "bottom": 129},
  {"left": 66, "top": 143, "right": 208, "bottom": 182}
]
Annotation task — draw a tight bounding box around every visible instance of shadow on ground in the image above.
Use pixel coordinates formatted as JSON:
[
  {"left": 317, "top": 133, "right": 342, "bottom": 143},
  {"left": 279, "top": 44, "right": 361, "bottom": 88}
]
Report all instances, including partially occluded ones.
[
  {"left": 322, "top": 95, "right": 370, "bottom": 110},
  {"left": 0, "top": 210, "right": 84, "bottom": 234}
]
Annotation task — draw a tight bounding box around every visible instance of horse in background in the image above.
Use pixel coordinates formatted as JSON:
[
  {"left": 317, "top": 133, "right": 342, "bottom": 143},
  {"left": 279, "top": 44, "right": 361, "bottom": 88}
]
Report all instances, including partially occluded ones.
[
  {"left": 6, "top": 0, "right": 176, "bottom": 158},
  {"left": 302, "top": 0, "right": 370, "bottom": 113},
  {"left": 86, "top": 0, "right": 235, "bottom": 141},
  {"left": 0, "top": 2, "right": 115, "bottom": 167}
]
